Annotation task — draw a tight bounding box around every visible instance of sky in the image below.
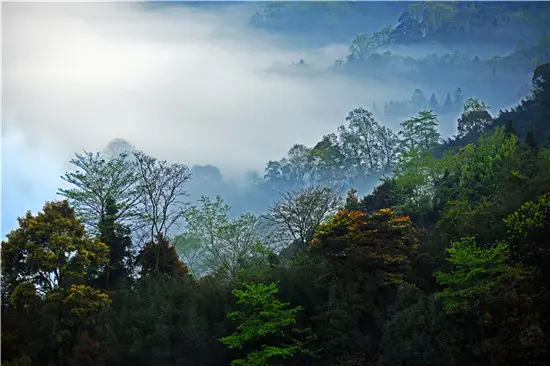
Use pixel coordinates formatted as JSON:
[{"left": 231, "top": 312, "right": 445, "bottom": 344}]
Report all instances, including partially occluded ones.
[{"left": 2, "top": 2, "right": 418, "bottom": 238}]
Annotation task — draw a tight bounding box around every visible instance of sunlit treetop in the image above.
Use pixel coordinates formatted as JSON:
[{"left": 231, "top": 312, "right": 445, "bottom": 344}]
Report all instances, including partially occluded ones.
[
  {"left": 311, "top": 208, "right": 418, "bottom": 286},
  {"left": 1, "top": 200, "right": 109, "bottom": 295}
]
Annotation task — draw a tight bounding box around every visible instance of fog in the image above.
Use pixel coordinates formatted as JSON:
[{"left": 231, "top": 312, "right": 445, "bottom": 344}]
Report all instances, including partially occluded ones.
[{"left": 1, "top": 2, "right": 541, "bottom": 237}]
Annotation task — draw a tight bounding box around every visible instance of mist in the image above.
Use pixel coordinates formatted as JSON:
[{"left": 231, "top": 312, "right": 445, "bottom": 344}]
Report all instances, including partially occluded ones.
[
  {"left": 1, "top": 2, "right": 413, "bottom": 236},
  {"left": 2, "top": 1, "right": 545, "bottom": 237}
]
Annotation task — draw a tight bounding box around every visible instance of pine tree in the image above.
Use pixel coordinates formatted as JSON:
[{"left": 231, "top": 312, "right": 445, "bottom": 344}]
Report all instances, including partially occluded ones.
[{"left": 444, "top": 92, "right": 453, "bottom": 111}]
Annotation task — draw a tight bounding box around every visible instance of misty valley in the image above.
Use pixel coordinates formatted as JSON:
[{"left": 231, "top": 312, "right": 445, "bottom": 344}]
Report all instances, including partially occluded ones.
[{"left": 2, "top": 1, "right": 550, "bottom": 366}]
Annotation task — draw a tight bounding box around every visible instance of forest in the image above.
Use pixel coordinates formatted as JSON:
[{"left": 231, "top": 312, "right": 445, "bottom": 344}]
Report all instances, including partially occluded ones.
[
  {"left": 2, "top": 2, "right": 550, "bottom": 366},
  {"left": 2, "top": 61, "right": 549, "bottom": 365}
]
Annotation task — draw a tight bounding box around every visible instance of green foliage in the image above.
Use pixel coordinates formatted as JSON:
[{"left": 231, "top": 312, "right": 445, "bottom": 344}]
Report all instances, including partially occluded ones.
[
  {"left": 97, "top": 275, "right": 231, "bottom": 366},
  {"left": 338, "top": 107, "right": 401, "bottom": 174},
  {"left": 1, "top": 200, "right": 109, "bottom": 293},
  {"left": 378, "top": 285, "right": 460, "bottom": 366},
  {"left": 399, "top": 110, "right": 440, "bottom": 152},
  {"left": 4, "top": 59, "right": 550, "bottom": 366},
  {"left": 504, "top": 194, "right": 550, "bottom": 294},
  {"left": 435, "top": 232, "right": 547, "bottom": 365},
  {"left": 61, "top": 285, "right": 111, "bottom": 329},
  {"left": 58, "top": 152, "right": 138, "bottom": 233},
  {"left": 312, "top": 209, "right": 418, "bottom": 286},
  {"left": 1, "top": 201, "right": 111, "bottom": 365},
  {"left": 309, "top": 209, "right": 418, "bottom": 363},
  {"left": 435, "top": 237, "right": 528, "bottom": 314},
  {"left": 181, "top": 195, "right": 269, "bottom": 279},
  {"left": 457, "top": 98, "right": 493, "bottom": 138},
  {"left": 392, "top": 146, "right": 439, "bottom": 224},
  {"left": 220, "top": 282, "right": 310, "bottom": 366}
]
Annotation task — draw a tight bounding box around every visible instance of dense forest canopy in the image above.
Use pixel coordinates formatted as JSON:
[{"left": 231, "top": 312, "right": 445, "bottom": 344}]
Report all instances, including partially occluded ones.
[{"left": 2, "top": 1, "right": 550, "bottom": 366}]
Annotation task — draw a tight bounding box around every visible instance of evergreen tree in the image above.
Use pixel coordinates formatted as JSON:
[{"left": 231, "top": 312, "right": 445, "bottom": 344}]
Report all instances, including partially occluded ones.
[
  {"left": 96, "top": 196, "right": 134, "bottom": 289},
  {"left": 444, "top": 92, "right": 453, "bottom": 111}
]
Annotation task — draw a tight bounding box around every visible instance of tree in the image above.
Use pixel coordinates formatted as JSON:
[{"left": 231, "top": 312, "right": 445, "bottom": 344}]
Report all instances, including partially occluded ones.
[
  {"left": 463, "top": 97, "right": 489, "bottom": 113},
  {"left": 435, "top": 236, "right": 543, "bottom": 364},
  {"left": 58, "top": 151, "right": 139, "bottom": 234},
  {"left": 1, "top": 201, "right": 111, "bottom": 363},
  {"left": 310, "top": 209, "right": 418, "bottom": 363},
  {"left": 436, "top": 237, "right": 527, "bottom": 314},
  {"left": 136, "top": 234, "right": 188, "bottom": 278},
  {"left": 219, "top": 282, "right": 311, "bottom": 366},
  {"left": 96, "top": 196, "right": 133, "bottom": 289},
  {"left": 377, "top": 125, "right": 402, "bottom": 172},
  {"left": 457, "top": 98, "right": 492, "bottom": 138},
  {"left": 266, "top": 186, "right": 342, "bottom": 249},
  {"left": 444, "top": 92, "right": 453, "bottom": 110},
  {"left": 399, "top": 110, "right": 441, "bottom": 151},
  {"left": 66, "top": 331, "right": 105, "bottom": 366},
  {"left": 504, "top": 194, "right": 550, "bottom": 284},
  {"left": 338, "top": 107, "right": 383, "bottom": 174},
  {"left": 392, "top": 146, "right": 439, "bottom": 225},
  {"left": 410, "top": 89, "right": 428, "bottom": 110},
  {"left": 371, "top": 25, "right": 394, "bottom": 47},
  {"left": 349, "top": 33, "right": 373, "bottom": 62},
  {"left": 172, "top": 233, "right": 206, "bottom": 278},
  {"left": 1, "top": 201, "right": 109, "bottom": 294},
  {"left": 360, "top": 179, "right": 398, "bottom": 213},
  {"left": 378, "top": 285, "right": 460, "bottom": 366},
  {"left": 286, "top": 144, "right": 316, "bottom": 188},
  {"left": 133, "top": 151, "right": 192, "bottom": 243},
  {"left": 263, "top": 145, "right": 315, "bottom": 191},
  {"left": 183, "top": 196, "right": 268, "bottom": 279},
  {"left": 453, "top": 87, "right": 463, "bottom": 107},
  {"left": 310, "top": 134, "right": 347, "bottom": 186},
  {"left": 344, "top": 188, "right": 361, "bottom": 211}
]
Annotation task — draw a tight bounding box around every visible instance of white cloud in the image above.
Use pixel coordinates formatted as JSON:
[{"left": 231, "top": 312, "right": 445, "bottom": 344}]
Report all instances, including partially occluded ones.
[
  {"left": 4, "top": 2, "right": 406, "bottom": 171},
  {"left": 2, "top": 2, "right": 411, "bottom": 235}
]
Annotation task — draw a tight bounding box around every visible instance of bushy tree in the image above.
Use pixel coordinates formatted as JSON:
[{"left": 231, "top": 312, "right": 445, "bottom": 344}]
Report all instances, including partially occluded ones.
[
  {"left": 1, "top": 201, "right": 111, "bottom": 364},
  {"left": 220, "top": 282, "right": 312, "bottom": 366},
  {"left": 136, "top": 234, "right": 188, "bottom": 278},
  {"left": 310, "top": 209, "right": 418, "bottom": 363},
  {"left": 457, "top": 98, "right": 492, "bottom": 138},
  {"left": 399, "top": 110, "right": 440, "bottom": 152}
]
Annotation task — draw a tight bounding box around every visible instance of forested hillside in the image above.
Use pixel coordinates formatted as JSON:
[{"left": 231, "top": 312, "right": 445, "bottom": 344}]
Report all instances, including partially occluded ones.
[
  {"left": 250, "top": 1, "right": 550, "bottom": 45},
  {"left": 3, "top": 1, "right": 550, "bottom": 365},
  {"left": 2, "top": 59, "right": 550, "bottom": 365}
]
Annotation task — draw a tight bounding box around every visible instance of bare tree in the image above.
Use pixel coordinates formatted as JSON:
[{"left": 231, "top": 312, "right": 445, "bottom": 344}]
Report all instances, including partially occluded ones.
[
  {"left": 132, "top": 151, "right": 192, "bottom": 243},
  {"left": 266, "top": 185, "right": 343, "bottom": 248}
]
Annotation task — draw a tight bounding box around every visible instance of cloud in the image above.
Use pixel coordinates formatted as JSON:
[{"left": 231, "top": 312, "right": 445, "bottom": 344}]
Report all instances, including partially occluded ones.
[
  {"left": 2, "top": 2, "right": 412, "bottom": 236},
  {"left": 4, "top": 2, "right": 408, "bottom": 169}
]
